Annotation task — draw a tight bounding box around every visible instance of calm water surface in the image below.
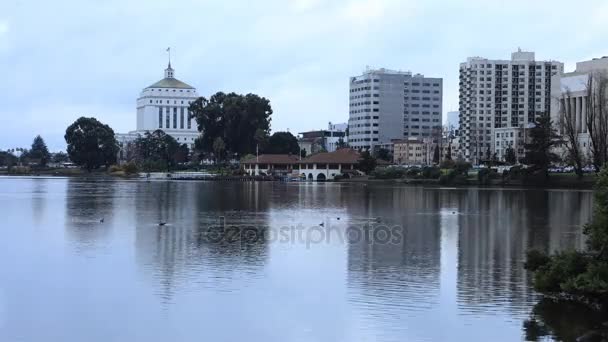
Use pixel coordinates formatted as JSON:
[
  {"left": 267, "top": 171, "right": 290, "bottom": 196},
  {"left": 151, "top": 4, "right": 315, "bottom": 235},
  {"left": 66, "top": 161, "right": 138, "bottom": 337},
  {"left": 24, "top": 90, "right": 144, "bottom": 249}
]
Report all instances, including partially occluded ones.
[{"left": 0, "top": 177, "right": 593, "bottom": 341}]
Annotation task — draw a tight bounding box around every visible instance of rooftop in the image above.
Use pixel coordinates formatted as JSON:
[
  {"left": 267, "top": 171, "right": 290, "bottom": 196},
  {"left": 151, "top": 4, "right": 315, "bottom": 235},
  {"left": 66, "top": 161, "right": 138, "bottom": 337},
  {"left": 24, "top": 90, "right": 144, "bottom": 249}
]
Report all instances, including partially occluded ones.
[
  {"left": 300, "top": 148, "right": 360, "bottom": 164},
  {"left": 146, "top": 77, "right": 195, "bottom": 89},
  {"left": 242, "top": 154, "right": 300, "bottom": 165}
]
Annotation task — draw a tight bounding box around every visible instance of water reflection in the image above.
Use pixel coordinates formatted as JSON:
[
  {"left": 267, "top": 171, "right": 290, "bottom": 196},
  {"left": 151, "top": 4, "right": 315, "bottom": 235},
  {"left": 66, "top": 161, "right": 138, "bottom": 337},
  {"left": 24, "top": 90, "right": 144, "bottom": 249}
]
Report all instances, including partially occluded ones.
[
  {"left": 456, "top": 189, "right": 592, "bottom": 317},
  {"left": 64, "top": 179, "right": 117, "bottom": 252},
  {"left": 133, "top": 181, "right": 270, "bottom": 303},
  {"left": 523, "top": 298, "right": 607, "bottom": 341},
  {"left": 0, "top": 178, "right": 595, "bottom": 342}
]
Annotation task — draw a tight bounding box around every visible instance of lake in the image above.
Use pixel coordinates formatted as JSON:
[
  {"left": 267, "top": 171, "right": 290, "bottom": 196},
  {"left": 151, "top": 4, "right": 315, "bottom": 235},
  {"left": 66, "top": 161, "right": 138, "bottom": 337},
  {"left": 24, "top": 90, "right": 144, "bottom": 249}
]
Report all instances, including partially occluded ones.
[{"left": 0, "top": 177, "right": 594, "bottom": 341}]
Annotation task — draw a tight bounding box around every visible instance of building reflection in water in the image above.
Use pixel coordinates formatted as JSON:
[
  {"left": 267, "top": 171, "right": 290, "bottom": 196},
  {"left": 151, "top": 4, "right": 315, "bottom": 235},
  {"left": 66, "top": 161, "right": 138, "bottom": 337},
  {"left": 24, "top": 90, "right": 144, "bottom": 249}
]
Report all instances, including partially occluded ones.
[
  {"left": 133, "top": 181, "right": 270, "bottom": 303},
  {"left": 456, "top": 189, "right": 591, "bottom": 317}
]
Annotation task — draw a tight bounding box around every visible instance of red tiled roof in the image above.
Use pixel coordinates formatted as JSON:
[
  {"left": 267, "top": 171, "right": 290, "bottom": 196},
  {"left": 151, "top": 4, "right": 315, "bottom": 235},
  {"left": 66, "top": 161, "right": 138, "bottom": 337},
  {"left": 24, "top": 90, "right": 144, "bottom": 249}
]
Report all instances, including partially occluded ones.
[
  {"left": 242, "top": 154, "right": 300, "bottom": 165},
  {"left": 300, "top": 148, "right": 360, "bottom": 164}
]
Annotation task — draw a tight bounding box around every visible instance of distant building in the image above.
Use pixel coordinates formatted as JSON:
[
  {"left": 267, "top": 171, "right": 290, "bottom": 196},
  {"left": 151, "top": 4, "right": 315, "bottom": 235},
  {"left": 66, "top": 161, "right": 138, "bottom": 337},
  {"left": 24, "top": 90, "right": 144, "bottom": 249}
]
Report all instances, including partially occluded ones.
[
  {"left": 242, "top": 154, "right": 300, "bottom": 177},
  {"left": 242, "top": 148, "right": 361, "bottom": 181},
  {"left": 446, "top": 111, "right": 459, "bottom": 131},
  {"left": 393, "top": 137, "right": 449, "bottom": 166},
  {"left": 458, "top": 50, "right": 563, "bottom": 163},
  {"left": 348, "top": 68, "right": 443, "bottom": 151},
  {"left": 116, "top": 62, "right": 200, "bottom": 151},
  {"left": 298, "top": 148, "right": 361, "bottom": 181},
  {"left": 298, "top": 122, "right": 348, "bottom": 154},
  {"left": 550, "top": 56, "right": 608, "bottom": 159}
]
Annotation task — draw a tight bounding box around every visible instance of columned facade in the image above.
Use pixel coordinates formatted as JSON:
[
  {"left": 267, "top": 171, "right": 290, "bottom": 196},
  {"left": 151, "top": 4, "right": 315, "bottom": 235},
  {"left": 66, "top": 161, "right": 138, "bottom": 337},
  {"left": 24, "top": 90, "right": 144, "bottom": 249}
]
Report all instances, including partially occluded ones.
[{"left": 117, "top": 63, "right": 200, "bottom": 151}]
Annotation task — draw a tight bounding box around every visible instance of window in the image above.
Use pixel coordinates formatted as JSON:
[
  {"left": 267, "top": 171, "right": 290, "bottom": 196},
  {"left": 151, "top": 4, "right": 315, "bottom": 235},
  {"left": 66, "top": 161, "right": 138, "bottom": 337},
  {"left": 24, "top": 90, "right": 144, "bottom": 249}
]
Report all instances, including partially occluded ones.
[
  {"left": 173, "top": 108, "right": 177, "bottom": 128},
  {"left": 158, "top": 107, "right": 163, "bottom": 128},
  {"left": 165, "top": 109, "right": 170, "bottom": 128},
  {"left": 180, "top": 108, "right": 184, "bottom": 129},
  {"left": 187, "top": 112, "right": 192, "bottom": 129}
]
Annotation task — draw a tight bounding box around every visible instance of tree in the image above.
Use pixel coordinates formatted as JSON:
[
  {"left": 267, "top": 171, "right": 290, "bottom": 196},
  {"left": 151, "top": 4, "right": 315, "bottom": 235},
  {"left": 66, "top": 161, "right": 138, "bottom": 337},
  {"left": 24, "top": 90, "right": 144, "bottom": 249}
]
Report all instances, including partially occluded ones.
[
  {"left": 376, "top": 148, "right": 391, "bottom": 161},
  {"left": 336, "top": 137, "right": 347, "bottom": 149},
  {"left": 505, "top": 146, "right": 517, "bottom": 165},
  {"left": 523, "top": 115, "right": 562, "bottom": 179},
  {"left": 189, "top": 92, "right": 272, "bottom": 157},
  {"left": 585, "top": 72, "right": 608, "bottom": 171},
  {"left": 132, "top": 130, "right": 180, "bottom": 170},
  {"left": 300, "top": 148, "right": 307, "bottom": 158},
  {"left": 52, "top": 151, "right": 69, "bottom": 164},
  {"left": 357, "top": 151, "right": 376, "bottom": 174},
  {"left": 264, "top": 131, "right": 299, "bottom": 154},
  {"left": 173, "top": 144, "right": 190, "bottom": 164},
  {"left": 560, "top": 91, "right": 585, "bottom": 178},
  {"left": 525, "top": 168, "right": 608, "bottom": 307},
  {"left": 445, "top": 144, "right": 452, "bottom": 161},
  {"left": 64, "top": 117, "right": 119, "bottom": 171},
  {"left": 212, "top": 137, "right": 226, "bottom": 162},
  {"left": 0, "top": 151, "right": 18, "bottom": 168},
  {"left": 432, "top": 145, "right": 440, "bottom": 164},
  {"left": 29, "top": 135, "right": 50, "bottom": 167}
]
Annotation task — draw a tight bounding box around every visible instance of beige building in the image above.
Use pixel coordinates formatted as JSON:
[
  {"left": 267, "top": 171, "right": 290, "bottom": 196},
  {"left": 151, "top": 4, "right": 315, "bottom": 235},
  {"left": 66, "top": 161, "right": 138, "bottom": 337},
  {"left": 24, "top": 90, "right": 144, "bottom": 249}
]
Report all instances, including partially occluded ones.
[
  {"left": 550, "top": 56, "right": 608, "bottom": 160},
  {"left": 393, "top": 138, "right": 449, "bottom": 165}
]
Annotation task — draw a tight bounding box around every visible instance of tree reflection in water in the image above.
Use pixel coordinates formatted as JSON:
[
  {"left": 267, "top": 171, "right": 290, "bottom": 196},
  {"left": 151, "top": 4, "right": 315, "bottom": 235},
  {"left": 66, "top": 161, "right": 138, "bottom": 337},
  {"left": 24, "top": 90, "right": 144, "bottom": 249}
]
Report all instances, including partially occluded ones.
[{"left": 523, "top": 298, "right": 607, "bottom": 341}]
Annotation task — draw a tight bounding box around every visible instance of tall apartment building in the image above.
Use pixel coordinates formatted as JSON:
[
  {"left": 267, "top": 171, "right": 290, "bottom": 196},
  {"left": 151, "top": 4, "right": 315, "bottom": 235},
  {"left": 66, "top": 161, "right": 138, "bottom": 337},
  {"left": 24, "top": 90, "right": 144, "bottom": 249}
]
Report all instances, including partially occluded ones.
[
  {"left": 458, "top": 50, "right": 563, "bottom": 163},
  {"left": 348, "top": 68, "right": 443, "bottom": 151}
]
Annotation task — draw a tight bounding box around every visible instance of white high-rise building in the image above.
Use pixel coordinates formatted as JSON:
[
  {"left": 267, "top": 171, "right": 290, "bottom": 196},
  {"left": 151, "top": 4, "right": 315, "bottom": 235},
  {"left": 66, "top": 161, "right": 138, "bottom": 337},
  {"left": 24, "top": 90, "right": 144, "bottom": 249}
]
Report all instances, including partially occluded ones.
[
  {"left": 458, "top": 50, "right": 563, "bottom": 163},
  {"left": 348, "top": 68, "right": 442, "bottom": 151},
  {"left": 117, "top": 62, "right": 200, "bottom": 149}
]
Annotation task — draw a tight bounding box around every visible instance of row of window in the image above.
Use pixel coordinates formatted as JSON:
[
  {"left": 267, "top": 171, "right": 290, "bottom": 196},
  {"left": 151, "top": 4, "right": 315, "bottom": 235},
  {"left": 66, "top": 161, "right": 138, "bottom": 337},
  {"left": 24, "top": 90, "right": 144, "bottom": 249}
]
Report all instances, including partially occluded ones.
[
  {"left": 404, "top": 97, "right": 441, "bottom": 101},
  {"left": 150, "top": 99, "right": 193, "bottom": 105},
  {"left": 158, "top": 107, "right": 192, "bottom": 130},
  {"left": 147, "top": 88, "right": 194, "bottom": 93}
]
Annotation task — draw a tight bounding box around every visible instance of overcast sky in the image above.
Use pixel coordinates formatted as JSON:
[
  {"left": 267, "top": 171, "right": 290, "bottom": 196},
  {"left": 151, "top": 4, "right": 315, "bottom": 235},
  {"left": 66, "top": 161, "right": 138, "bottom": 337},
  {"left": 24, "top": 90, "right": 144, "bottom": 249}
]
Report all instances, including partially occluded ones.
[{"left": 1, "top": 0, "right": 607, "bottom": 151}]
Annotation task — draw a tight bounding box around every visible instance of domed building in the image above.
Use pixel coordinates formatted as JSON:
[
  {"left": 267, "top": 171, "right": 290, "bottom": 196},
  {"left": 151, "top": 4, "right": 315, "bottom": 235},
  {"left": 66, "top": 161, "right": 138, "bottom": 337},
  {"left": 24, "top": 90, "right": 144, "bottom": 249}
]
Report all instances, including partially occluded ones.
[{"left": 116, "top": 62, "right": 200, "bottom": 150}]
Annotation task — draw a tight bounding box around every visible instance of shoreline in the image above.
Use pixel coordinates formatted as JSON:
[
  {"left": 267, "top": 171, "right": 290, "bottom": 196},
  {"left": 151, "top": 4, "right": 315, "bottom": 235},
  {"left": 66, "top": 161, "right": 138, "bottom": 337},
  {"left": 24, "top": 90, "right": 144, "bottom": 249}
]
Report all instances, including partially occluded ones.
[{"left": 0, "top": 171, "right": 596, "bottom": 190}]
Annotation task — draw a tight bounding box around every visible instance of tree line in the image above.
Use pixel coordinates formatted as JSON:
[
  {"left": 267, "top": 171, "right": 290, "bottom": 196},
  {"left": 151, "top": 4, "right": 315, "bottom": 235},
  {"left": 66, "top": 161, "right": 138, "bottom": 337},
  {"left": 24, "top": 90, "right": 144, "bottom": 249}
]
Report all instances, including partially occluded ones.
[{"left": 41, "top": 91, "right": 303, "bottom": 172}]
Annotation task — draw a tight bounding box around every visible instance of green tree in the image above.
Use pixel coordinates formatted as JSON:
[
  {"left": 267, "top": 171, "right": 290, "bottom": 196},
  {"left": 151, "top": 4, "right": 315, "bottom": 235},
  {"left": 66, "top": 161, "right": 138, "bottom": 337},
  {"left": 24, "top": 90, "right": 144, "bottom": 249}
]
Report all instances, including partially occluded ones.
[
  {"left": 64, "top": 117, "right": 119, "bottom": 171},
  {"left": 336, "top": 137, "right": 347, "bottom": 149},
  {"left": 525, "top": 168, "right": 608, "bottom": 307},
  {"left": 189, "top": 92, "right": 272, "bottom": 157},
  {"left": 212, "top": 137, "right": 226, "bottom": 162},
  {"left": 264, "top": 131, "right": 299, "bottom": 154},
  {"left": 29, "top": 135, "right": 50, "bottom": 167},
  {"left": 52, "top": 151, "right": 69, "bottom": 164},
  {"left": 505, "top": 146, "right": 517, "bottom": 165},
  {"left": 523, "top": 116, "right": 562, "bottom": 179},
  {"left": 300, "top": 148, "right": 307, "bottom": 158},
  {"left": 0, "top": 151, "right": 18, "bottom": 168},
  {"left": 376, "top": 148, "right": 391, "bottom": 161},
  {"left": 433, "top": 145, "right": 440, "bottom": 164},
  {"left": 357, "top": 150, "right": 377, "bottom": 174},
  {"left": 133, "top": 130, "right": 180, "bottom": 170}
]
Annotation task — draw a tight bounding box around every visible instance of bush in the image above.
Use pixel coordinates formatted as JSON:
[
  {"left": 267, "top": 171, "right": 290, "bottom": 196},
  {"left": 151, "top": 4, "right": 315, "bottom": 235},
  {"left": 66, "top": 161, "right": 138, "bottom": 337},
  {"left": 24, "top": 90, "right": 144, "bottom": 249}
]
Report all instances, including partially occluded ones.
[
  {"left": 108, "top": 165, "right": 122, "bottom": 173},
  {"left": 406, "top": 167, "right": 421, "bottom": 177},
  {"left": 421, "top": 166, "right": 441, "bottom": 179},
  {"left": 439, "top": 170, "right": 469, "bottom": 185},
  {"left": 122, "top": 162, "right": 139, "bottom": 175},
  {"left": 477, "top": 168, "right": 499, "bottom": 185},
  {"left": 372, "top": 167, "right": 406, "bottom": 179},
  {"left": 440, "top": 159, "right": 456, "bottom": 169},
  {"left": 525, "top": 168, "right": 608, "bottom": 306},
  {"left": 454, "top": 161, "right": 472, "bottom": 175}
]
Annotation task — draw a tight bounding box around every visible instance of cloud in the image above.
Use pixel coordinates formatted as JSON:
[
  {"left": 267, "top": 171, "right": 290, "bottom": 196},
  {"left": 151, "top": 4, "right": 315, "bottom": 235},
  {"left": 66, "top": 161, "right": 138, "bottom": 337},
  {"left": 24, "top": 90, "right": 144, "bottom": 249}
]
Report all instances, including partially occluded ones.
[
  {"left": 0, "top": 20, "right": 7, "bottom": 35},
  {"left": 1, "top": 0, "right": 608, "bottom": 150}
]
